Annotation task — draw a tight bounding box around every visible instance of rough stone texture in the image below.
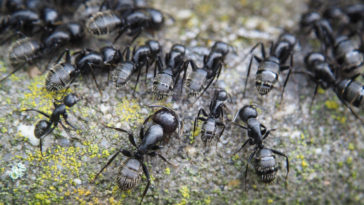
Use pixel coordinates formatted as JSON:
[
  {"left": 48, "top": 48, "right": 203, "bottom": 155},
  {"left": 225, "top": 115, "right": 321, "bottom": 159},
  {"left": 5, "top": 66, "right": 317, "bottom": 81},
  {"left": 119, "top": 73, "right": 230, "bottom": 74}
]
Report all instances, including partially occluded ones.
[{"left": 0, "top": 0, "right": 364, "bottom": 204}]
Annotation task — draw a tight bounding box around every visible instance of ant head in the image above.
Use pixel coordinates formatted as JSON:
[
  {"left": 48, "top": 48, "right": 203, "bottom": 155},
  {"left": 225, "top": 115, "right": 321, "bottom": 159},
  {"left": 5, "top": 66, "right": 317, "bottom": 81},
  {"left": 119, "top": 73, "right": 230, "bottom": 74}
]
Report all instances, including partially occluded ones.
[
  {"left": 305, "top": 52, "right": 325, "bottom": 66},
  {"left": 42, "top": 7, "right": 61, "bottom": 26},
  {"left": 239, "top": 105, "right": 258, "bottom": 122},
  {"left": 102, "top": 46, "right": 121, "bottom": 65},
  {"left": 215, "top": 89, "right": 228, "bottom": 101},
  {"left": 147, "top": 40, "right": 161, "bottom": 54},
  {"left": 300, "top": 11, "right": 320, "bottom": 30},
  {"left": 278, "top": 33, "right": 297, "bottom": 47},
  {"left": 64, "top": 93, "right": 79, "bottom": 107},
  {"left": 211, "top": 41, "right": 230, "bottom": 56},
  {"left": 147, "top": 8, "right": 164, "bottom": 28},
  {"left": 171, "top": 44, "right": 186, "bottom": 54}
]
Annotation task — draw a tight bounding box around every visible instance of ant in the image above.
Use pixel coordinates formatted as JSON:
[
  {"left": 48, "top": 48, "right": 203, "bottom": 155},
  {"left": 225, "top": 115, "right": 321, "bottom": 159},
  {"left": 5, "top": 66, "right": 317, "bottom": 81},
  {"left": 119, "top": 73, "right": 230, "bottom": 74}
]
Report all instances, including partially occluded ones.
[
  {"left": 85, "top": 3, "right": 164, "bottom": 43},
  {"left": 186, "top": 41, "right": 230, "bottom": 98},
  {"left": 112, "top": 40, "right": 161, "bottom": 93},
  {"left": 0, "top": 4, "right": 62, "bottom": 37},
  {"left": 22, "top": 93, "right": 80, "bottom": 155},
  {"left": 300, "top": 11, "right": 334, "bottom": 50},
  {"left": 232, "top": 105, "right": 289, "bottom": 186},
  {"left": 242, "top": 33, "right": 296, "bottom": 101},
  {"left": 46, "top": 46, "right": 121, "bottom": 94},
  {"left": 302, "top": 52, "right": 337, "bottom": 110},
  {"left": 92, "top": 106, "right": 182, "bottom": 205},
  {"left": 300, "top": 52, "right": 363, "bottom": 122},
  {"left": 152, "top": 44, "right": 189, "bottom": 100},
  {"left": 42, "top": 21, "right": 84, "bottom": 55},
  {"left": 332, "top": 35, "right": 363, "bottom": 79},
  {"left": 335, "top": 77, "right": 364, "bottom": 123},
  {"left": 0, "top": 34, "right": 43, "bottom": 84},
  {"left": 193, "top": 89, "right": 229, "bottom": 146}
]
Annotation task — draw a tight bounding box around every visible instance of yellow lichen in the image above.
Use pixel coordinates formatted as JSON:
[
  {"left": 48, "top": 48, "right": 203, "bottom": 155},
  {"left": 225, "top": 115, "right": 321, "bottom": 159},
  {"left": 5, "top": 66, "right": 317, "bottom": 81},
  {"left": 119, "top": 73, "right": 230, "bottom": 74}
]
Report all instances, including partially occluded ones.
[
  {"left": 301, "top": 160, "right": 308, "bottom": 168},
  {"left": 115, "top": 98, "right": 143, "bottom": 124},
  {"left": 164, "top": 167, "right": 171, "bottom": 175},
  {"left": 180, "top": 186, "right": 190, "bottom": 199},
  {"left": 325, "top": 100, "right": 339, "bottom": 110}
]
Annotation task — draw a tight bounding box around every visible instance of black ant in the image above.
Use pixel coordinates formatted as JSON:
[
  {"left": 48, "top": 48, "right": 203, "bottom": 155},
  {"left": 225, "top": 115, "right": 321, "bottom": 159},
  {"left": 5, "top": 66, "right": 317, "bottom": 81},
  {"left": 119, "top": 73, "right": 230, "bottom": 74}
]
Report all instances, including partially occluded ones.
[
  {"left": 299, "top": 52, "right": 363, "bottom": 122},
  {"left": 152, "top": 44, "right": 189, "bottom": 100},
  {"left": 92, "top": 106, "right": 182, "bottom": 205},
  {"left": 332, "top": 35, "right": 363, "bottom": 79},
  {"left": 302, "top": 52, "right": 337, "bottom": 110},
  {"left": 112, "top": 40, "right": 161, "bottom": 93},
  {"left": 193, "top": 89, "right": 229, "bottom": 146},
  {"left": 0, "top": 4, "right": 62, "bottom": 37},
  {"left": 46, "top": 46, "right": 122, "bottom": 94},
  {"left": 242, "top": 33, "right": 296, "bottom": 101},
  {"left": 335, "top": 77, "right": 364, "bottom": 123},
  {"left": 300, "top": 11, "right": 334, "bottom": 50},
  {"left": 186, "top": 41, "right": 230, "bottom": 98},
  {"left": 232, "top": 105, "right": 289, "bottom": 186},
  {"left": 22, "top": 93, "right": 80, "bottom": 155},
  {"left": 0, "top": 34, "right": 43, "bottom": 84},
  {"left": 42, "top": 21, "right": 84, "bottom": 54},
  {"left": 85, "top": 5, "right": 164, "bottom": 43}
]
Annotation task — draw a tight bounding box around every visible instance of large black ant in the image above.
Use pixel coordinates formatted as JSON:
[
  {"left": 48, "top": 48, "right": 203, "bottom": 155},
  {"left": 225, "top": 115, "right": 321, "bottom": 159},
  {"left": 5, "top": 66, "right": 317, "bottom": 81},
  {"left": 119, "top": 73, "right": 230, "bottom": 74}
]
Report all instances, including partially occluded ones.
[
  {"left": 186, "top": 41, "right": 230, "bottom": 98},
  {"left": 302, "top": 52, "right": 337, "bottom": 110},
  {"left": 0, "top": 4, "right": 62, "bottom": 37},
  {"left": 85, "top": 5, "right": 164, "bottom": 43},
  {"left": 0, "top": 34, "right": 43, "bottom": 84},
  {"left": 242, "top": 33, "right": 296, "bottom": 101},
  {"left": 112, "top": 40, "right": 161, "bottom": 93},
  {"left": 232, "top": 105, "right": 289, "bottom": 186},
  {"left": 300, "top": 11, "right": 334, "bottom": 50},
  {"left": 42, "top": 21, "right": 84, "bottom": 54},
  {"left": 299, "top": 52, "right": 363, "bottom": 122},
  {"left": 45, "top": 46, "right": 122, "bottom": 94},
  {"left": 152, "top": 44, "right": 189, "bottom": 100},
  {"left": 335, "top": 77, "right": 364, "bottom": 123},
  {"left": 193, "top": 89, "right": 229, "bottom": 146},
  {"left": 22, "top": 93, "right": 80, "bottom": 155},
  {"left": 332, "top": 35, "right": 363, "bottom": 79},
  {"left": 92, "top": 106, "right": 182, "bottom": 205}
]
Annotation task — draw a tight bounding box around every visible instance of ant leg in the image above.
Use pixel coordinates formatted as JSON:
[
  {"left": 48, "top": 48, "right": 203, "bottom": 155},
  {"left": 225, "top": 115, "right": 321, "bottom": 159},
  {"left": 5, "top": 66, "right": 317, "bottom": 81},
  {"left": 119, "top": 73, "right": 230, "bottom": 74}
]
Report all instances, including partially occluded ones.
[
  {"left": 193, "top": 108, "right": 207, "bottom": 137},
  {"left": 232, "top": 138, "right": 251, "bottom": 156},
  {"left": 244, "top": 148, "right": 258, "bottom": 190},
  {"left": 140, "top": 161, "right": 151, "bottom": 205},
  {"left": 130, "top": 28, "right": 143, "bottom": 44},
  {"left": 102, "top": 124, "right": 137, "bottom": 147},
  {"left": 280, "top": 58, "right": 293, "bottom": 103},
  {"left": 249, "top": 42, "right": 266, "bottom": 59},
  {"left": 92, "top": 149, "right": 131, "bottom": 183},
  {"left": 132, "top": 63, "right": 144, "bottom": 96},
  {"left": 261, "top": 129, "right": 271, "bottom": 140},
  {"left": 0, "top": 65, "right": 24, "bottom": 83},
  {"left": 339, "top": 98, "right": 364, "bottom": 123},
  {"left": 148, "top": 152, "right": 177, "bottom": 167},
  {"left": 243, "top": 56, "right": 254, "bottom": 98},
  {"left": 232, "top": 122, "right": 248, "bottom": 130},
  {"left": 62, "top": 115, "right": 78, "bottom": 130},
  {"left": 22, "top": 109, "right": 50, "bottom": 118},
  {"left": 216, "top": 121, "right": 225, "bottom": 142},
  {"left": 38, "top": 125, "right": 57, "bottom": 156},
  {"left": 87, "top": 63, "right": 103, "bottom": 96},
  {"left": 269, "top": 148, "right": 289, "bottom": 180},
  {"left": 232, "top": 107, "right": 243, "bottom": 122},
  {"left": 113, "top": 26, "right": 127, "bottom": 44},
  {"left": 309, "top": 84, "right": 319, "bottom": 112}
]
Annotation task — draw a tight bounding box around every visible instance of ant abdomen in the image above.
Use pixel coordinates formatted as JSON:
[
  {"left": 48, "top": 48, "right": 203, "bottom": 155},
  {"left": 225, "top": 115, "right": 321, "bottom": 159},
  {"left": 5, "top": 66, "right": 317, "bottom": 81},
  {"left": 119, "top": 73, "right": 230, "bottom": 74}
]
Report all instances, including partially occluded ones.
[
  {"left": 117, "top": 158, "right": 143, "bottom": 191},
  {"left": 34, "top": 120, "right": 51, "bottom": 139},
  {"left": 254, "top": 149, "right": 277, "bottom": 183}
]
